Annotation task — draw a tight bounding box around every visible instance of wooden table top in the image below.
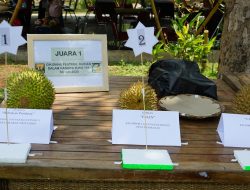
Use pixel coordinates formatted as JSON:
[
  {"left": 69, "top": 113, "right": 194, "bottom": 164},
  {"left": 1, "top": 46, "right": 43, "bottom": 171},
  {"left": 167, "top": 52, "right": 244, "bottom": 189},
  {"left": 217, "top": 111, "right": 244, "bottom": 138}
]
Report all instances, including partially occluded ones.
[{"left": 1, "top": 76, "right": 249, "bottom": 184}]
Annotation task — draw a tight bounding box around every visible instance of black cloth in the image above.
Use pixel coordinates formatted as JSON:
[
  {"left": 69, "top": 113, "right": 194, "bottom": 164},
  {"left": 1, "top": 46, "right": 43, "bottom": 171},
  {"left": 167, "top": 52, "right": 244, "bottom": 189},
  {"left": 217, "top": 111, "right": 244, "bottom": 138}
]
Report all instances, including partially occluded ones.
[{"left": 148, "top": 59, "right": 218, "bottom": 100}]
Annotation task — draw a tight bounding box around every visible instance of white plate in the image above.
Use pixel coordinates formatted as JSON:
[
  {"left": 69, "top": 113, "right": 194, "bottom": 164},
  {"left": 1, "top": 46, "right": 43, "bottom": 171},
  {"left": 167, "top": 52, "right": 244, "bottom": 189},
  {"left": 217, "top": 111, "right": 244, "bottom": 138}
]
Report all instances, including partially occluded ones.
[{"left": 159, "top": 94, "right": 222, "bottom": 119}]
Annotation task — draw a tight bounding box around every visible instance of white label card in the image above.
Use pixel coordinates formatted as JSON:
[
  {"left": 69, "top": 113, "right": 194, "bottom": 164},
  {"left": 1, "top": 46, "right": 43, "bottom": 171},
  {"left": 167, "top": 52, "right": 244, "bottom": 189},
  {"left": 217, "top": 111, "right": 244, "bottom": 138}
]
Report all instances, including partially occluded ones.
[
  {"left": 0, "top": 108, "right": 54, "bottom": 144},
  {"left": 112, "top": 109, "right": 181, "bottom": 146},
  {"left": 217, "top": 113, "right": 250, "bottom": 147}
]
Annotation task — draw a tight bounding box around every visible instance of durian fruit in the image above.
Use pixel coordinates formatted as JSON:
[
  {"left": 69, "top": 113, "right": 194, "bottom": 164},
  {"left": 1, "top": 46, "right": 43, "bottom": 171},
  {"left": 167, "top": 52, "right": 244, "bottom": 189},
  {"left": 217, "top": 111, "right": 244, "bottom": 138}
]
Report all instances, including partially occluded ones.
[
  {"left": 119, "top": 81, "right": 158, "bottom": 110},
  {"left": 6, "top": 69, "right": 55, "bottom": 109},
  {"left": 0, "top": 88, "right": 3, "bottom": 103},
  {"left": 232, "top": 85, "right": 250, "bottom": 114}
]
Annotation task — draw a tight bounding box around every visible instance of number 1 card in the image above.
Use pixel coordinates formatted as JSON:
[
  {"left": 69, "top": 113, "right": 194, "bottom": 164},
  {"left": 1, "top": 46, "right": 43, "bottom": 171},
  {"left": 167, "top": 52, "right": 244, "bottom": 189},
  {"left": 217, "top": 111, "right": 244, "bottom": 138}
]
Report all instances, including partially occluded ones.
[{"left": 0, "top": 20, "right": 26, "bottom": 55}]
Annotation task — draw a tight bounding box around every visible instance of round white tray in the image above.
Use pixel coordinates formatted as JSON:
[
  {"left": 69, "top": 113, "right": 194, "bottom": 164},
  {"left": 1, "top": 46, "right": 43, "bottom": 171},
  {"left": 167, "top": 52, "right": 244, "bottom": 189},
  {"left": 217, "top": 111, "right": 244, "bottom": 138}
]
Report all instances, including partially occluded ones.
[{"left": 159, "top": 94, "right": 222, "bottom": 119}]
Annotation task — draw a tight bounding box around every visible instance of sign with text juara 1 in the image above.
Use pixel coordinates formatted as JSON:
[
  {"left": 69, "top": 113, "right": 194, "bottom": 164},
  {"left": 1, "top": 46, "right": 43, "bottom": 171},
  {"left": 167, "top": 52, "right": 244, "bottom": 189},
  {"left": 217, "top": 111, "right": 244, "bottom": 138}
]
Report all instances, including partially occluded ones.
[
  {"left": 27, "top": 34, "right": 109, "bottom": 93},
  {"left": 217, "top": 113, "right": 250, "bottom": 147},
  {"left": 112, "top": 110, "right": 181, "bottom": 146},
  {"left": 0, "top": 108, "right": 53, "bottom": 144}
]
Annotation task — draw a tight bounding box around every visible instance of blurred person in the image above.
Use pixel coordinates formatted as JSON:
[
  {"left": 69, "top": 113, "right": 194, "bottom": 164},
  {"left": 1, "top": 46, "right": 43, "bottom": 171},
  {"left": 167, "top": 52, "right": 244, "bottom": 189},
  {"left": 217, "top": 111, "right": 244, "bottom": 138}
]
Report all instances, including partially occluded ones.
[{"left": 35, "top": 0, "right": 63, "bottom": 33}]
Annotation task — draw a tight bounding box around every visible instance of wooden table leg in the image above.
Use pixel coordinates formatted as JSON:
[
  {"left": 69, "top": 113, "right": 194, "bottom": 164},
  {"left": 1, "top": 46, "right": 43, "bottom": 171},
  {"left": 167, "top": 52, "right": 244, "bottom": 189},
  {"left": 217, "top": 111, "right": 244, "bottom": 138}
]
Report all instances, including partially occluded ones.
[{"left": 0, "top": 179, "right": 9, "bottom": 190}]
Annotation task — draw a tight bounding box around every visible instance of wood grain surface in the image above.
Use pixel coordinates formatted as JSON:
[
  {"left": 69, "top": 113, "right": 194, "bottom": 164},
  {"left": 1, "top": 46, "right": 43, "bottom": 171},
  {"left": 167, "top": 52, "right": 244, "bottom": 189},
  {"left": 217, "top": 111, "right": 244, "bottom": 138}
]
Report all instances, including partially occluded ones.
[{"left": 1, "top": 76, "right": 248, "bottom": 184}]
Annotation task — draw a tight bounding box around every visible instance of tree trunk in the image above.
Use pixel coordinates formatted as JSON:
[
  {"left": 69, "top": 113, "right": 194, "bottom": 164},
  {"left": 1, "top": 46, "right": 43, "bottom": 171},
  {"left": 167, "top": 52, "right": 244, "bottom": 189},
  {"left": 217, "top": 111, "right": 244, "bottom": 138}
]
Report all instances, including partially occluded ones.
[{"left": 219, "top": 0, "right": 250, "bottom": 74}]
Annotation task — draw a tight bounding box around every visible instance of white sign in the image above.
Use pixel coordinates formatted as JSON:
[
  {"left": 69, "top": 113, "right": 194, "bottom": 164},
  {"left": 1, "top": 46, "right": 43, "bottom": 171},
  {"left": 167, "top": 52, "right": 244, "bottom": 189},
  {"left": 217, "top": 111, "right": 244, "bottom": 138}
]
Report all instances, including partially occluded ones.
[
  {"left": 27, "top": 34, "right": 109, "bottom": 93},
  {"left": 217, "top": 113, "right": 250, "bottom": 147},
  {"left": 125, "top": 22, "right": 158, "bottom": 56},
  {"left": 0, "top": 143, "right": 31, "bottom": 163},
  {"left": 112, "top": 109, "right": 181, "bottom": 146},
  {"left": 0, "top": 20, "right": 26, "bottom": 55},
  {"left": 234, "top": 150, "right": 250, "bottom": 171},
  {"left": 0, "top": 108, "right": 54, "bottom": 144}
]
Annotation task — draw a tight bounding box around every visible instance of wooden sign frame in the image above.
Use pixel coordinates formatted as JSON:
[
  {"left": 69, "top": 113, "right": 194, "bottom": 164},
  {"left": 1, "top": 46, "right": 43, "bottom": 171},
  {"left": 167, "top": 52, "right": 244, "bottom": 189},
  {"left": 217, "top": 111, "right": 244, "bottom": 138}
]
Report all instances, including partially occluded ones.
[{"left": 27, "top": 34, "right": 109, "bottom": 93}]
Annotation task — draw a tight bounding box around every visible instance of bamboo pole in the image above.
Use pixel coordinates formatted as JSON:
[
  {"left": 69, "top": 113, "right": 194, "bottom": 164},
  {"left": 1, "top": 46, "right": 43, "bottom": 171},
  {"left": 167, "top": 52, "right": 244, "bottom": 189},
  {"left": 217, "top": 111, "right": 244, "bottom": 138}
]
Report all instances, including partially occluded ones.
[
  {"left": 149, "top": 0, "right": 166, "bottom": 43},
  {"left": 9, "top": 0, "right": 23, "bottom": 25},
  {"left": 196, "top": 0, "right": 223, "bottom": 36},
  {"left": 201, "top": 30, "right": 209, "bottom": 72}
]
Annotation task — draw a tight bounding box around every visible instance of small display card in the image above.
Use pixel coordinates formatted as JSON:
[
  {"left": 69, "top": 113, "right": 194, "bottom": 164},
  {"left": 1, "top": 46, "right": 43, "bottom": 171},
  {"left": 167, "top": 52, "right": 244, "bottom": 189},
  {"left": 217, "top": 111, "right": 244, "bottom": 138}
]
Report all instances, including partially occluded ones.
[
  {"left": 0, "top": 108, "right": 54, "bottom": 144},
  {"left": 122, "top": 149, "right": 174, "bottom": 170},
  {"left": 0, "top": 20, "right": 26, "bottom": 55},
  {"left": 0, "top": 143, "right": 31, "bottom": 163},
  {"left": 234, "top": 150, "right": 250, "bottom": 171},
  {"left": 112, "top": 109, "right": 181, "bottom": 146},
  {"left": 217, "top": 113, "right": 250, "bottom": 147}
]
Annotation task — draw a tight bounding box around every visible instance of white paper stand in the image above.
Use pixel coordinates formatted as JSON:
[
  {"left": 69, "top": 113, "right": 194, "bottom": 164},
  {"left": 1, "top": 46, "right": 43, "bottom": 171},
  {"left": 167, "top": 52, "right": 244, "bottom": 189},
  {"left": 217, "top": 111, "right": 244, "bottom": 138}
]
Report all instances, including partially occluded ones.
[
  {"left": 0, "top": 108, "right": 54, "bottom": 144},
  {"left": 234, "top": 150, "right": 250, "bottom": 171},
  {"left": 112, "top": 109, "right": 181, "bottom": 146},
  {"left": 217, "top": 113, "right": 250, "bottom": 147},
  {"left": 122, "top": 149, "right": 173, "bottom": 170},
  {"left": 0, "top": 143, "right": 31, "bottom": 163}
]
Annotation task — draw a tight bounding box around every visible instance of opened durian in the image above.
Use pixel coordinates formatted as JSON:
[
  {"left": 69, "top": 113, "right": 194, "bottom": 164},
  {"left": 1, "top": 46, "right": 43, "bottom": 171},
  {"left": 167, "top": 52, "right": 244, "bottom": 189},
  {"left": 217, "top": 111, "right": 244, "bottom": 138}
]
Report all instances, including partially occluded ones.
[
  {"left": 119, "top": 81, "right": 157, "bottom": 110},
  {"left": 232, "top": 85, "right": 250, "bottom": 114},
  {"left": 7, "top": 69, "right": 55, "bottom": 109}
]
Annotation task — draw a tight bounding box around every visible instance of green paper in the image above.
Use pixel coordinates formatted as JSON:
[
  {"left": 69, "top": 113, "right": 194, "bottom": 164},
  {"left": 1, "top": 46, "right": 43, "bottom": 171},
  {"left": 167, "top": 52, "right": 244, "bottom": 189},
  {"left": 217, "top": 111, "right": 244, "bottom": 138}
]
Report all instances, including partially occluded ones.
[
  {"left": 122, "top": 163, "right": 173, "bottom": 170},
  {"left": 244, "top": 166, "right": 250, "bottom": 171}
]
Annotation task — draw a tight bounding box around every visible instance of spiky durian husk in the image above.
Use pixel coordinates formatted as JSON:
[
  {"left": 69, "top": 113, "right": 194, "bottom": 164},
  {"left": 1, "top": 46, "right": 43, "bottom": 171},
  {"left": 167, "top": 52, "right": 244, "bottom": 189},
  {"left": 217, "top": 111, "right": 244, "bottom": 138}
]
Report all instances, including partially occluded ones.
[
  {"left": 0, "top": 88, "right": 3, "bottom": 104},
  {"left": 119, "top": 81, "right": 158, "bottom": 110},
  {"left": 7, "top": 69, "right": 55, "bottom": 109},
  {"left": 232, "top": 85, "right": 250, "bottom": 114}
]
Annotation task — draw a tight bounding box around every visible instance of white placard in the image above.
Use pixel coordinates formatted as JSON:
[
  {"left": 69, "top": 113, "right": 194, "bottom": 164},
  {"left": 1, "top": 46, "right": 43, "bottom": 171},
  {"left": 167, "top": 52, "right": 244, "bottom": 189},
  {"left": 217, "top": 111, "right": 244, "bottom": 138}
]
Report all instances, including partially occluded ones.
[
  {"left": 0, "top": 108, "right": 53, "bottom": 144},
  {"left": 234, "top": 150, "right": 250, "bottom": 170},
  {"left": 112, "top": 109, "right": 181, "bottom": 146},
  {"left": 0, "top": 143, "right": 31, "bottom": 163},
  {"left": 217, "top": 113, "right": 250, "bottom": 147},
  {"left": 0, "top": 20, "right": 26, "bottom": 55}
]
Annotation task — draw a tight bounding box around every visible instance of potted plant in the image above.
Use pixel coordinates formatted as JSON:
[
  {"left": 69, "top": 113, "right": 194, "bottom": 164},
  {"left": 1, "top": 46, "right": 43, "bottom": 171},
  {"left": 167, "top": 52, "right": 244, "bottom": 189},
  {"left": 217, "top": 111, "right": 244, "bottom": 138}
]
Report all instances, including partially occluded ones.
[{"left": 153, "top": 13, "right": 216, "bottom": 71}]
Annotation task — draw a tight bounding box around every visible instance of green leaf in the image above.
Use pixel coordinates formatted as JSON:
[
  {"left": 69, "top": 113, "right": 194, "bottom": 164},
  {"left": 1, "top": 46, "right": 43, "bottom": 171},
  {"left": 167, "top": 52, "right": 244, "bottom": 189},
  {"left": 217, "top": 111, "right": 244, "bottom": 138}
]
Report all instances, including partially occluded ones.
[
  {"left": 156, "top": 28, "right": 163, "bottom": 38},
  {"left": 179, "top": 14, "right": 189, "bottom": 26},
  {"left": 176, "top": 31, "right": 184, "bottom": 39},
  {"left": 189, "top": 12, "right": 202, "bottom": 30},
  {"left": 183, "top": 25, "right": 189, "bottom": 35}
]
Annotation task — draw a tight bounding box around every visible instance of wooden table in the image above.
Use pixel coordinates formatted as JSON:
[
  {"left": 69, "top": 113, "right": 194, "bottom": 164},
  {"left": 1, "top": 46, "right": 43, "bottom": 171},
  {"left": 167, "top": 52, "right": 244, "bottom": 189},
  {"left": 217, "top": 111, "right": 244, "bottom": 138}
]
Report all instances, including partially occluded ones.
[{"left": 1, "top": 76, "right": 250, "bottom": 190}]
